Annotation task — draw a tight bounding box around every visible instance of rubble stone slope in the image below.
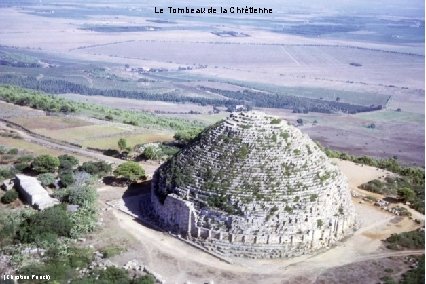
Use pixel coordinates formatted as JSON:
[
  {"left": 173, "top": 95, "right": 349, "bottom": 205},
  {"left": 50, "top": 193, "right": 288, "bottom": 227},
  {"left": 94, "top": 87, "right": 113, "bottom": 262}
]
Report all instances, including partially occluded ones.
[{"left": 149, "top": 111, "right": 357, "bottom": 258}]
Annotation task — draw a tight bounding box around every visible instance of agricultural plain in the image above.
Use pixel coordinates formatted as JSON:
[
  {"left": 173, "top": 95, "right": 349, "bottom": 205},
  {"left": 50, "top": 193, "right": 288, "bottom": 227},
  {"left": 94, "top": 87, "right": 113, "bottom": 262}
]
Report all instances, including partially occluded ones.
[
  {"left": 0, "top": 2, "right": 424, "bottom": 283},
  {"left": 0, "top": 4, "right": 423, "bottom": 165}
]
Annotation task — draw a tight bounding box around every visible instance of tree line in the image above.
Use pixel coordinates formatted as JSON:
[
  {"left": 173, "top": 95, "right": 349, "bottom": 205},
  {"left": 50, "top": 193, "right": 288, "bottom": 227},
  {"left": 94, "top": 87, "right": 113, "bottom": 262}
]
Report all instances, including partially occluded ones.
[
  {"left": 0, "top": 74, "right": 231, "bottom": 106},
  {"left": 0, "top": 74, "right": 385, "bottom": 113},
  {"left": 199, "top": 87, "right": 384, "bottom": 114}
]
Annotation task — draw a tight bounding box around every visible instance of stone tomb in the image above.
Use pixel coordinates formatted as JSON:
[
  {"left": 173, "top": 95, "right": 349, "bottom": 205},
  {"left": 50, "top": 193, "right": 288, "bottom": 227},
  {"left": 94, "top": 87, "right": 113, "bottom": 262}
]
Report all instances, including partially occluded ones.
[{"left": 148, "top": 111, "right": 357, "bottom": 258}]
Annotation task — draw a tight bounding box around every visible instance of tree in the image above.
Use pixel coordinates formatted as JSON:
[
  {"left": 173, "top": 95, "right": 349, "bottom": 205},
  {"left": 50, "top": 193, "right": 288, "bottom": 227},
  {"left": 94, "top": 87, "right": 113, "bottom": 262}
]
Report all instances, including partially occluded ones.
[
  {"left": 398, "top": 187, "right": 416, "bottom": 202},
  {"left": 118, "top": 138, "right": 127, "bottom": 152},
  {"left": 113, "top": 162, "right": 145, "bottom": 182},
  {"left": 32, "top": 155, "right": 60, "bottom": 174}
]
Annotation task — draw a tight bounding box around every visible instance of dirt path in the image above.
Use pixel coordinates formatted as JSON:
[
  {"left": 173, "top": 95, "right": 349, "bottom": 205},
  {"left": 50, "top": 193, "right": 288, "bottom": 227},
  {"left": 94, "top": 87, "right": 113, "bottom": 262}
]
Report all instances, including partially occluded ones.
[
  {"left": 103, "top": 159, "right": 424, "bottom": 283},
  {"left": 0, "top": 120, "right": 159, "bottom": 176},
  {"left": 109, "top": 201, "right": 423, "bottom": 283}
]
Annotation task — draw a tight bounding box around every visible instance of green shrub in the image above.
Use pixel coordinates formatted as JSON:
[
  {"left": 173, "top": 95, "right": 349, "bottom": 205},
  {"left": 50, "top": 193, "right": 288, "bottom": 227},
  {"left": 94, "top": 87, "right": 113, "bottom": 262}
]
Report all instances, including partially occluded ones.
[
  {"left": 398, "top": 187, "right": 416, "bottom": 202},
  {"left": 14, "top": 155, "right": 34, "bottom": 172},
  {"left": 113, "top": 162, "right": 146, "bottom": 182},
  {"left": 159, "top": 144, "right": 179, "bottom": 157},
  {"left": 1, "top": 190, "right": 18, "bottom": 204},
  {"left": 80, "top": 161, "right": 112, "bottom": 176},
  {"left": 14, "top": 162, "right": 30, "bottom": 172},
  {"left": 58, "top": 155, "right": 79, "bottom": 170},
  {"left": 132, "top": 275, "right": 155, "bottom": 284},
  {"left": 52, "top": 188, "right": 70, "bottom": 202},
  {"left": 17, "top": 205, "right": 72, "bottom": 243},
  {"left": 98, "top": 266, "right": 129, "bottom": 282},
  {"left": 38, "top": 173, "right": 56, "bottom": 187},
  {"left": 69, "top": 207, "right": 97, "bottom": 238},
  {"left": 59, "top": 171, "right": 75, "bottom": 188},
  {"left": 400, "top": 255, "right": 425, "bottom": 284},
  {"left": 318, "top": 142, "right": 425, "bottom": 214},
  {"left": 0, "top": 145, "right": 7, "bottom": 154},
  {"left": 237, "top": 144, "right": 249, "bottom": 159},
  {"left": 385, "top": 229, "right": 424, "bottom": 250},
  {"left": 284, "top": 205, "right": 293, "bottom": 213},
  {"left": 68, "top": 185, "right": 97, "bottom": 208},
  {"left": 0, "top": 167, "right": 16, "bottom": 182},
  {"left": 100, "top": 245, "right": 123, "bottom": 258},
  {"left": 143, "top": 146, "right": 161, "bottom": 160},
  {"left": 32, "top": 155, "right": 60, "bottom": 174},
  {"left": 380, "top": 275, "right": 396, "bottom": 284},
  {"left": 7, "top": 148, "right": 18, "bottom": 155},
  {"left": 124, "top": 120, "right": 138, "bottom": 126},
  {"left": 174, "top": 129, "right": 201, "bottom": 143},
  {"left": 19, "top": 246, "right": 93, "bottom": 283},
  {"left": 0, "top": 210, "right": 26, "bottom": 248},
  {"left": 118, "top": 138, "right": 128, "bottom": 152}
]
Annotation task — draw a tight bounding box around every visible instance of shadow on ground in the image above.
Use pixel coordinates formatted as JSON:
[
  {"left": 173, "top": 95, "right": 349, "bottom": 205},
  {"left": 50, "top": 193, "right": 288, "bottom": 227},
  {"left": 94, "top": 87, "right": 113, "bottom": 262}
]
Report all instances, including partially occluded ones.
[
  {"left": 117, "top": 179, "right": 164, "bottom": 232},
  {"left": 124, "top": 180, "right": 151, "bottom": 197}
]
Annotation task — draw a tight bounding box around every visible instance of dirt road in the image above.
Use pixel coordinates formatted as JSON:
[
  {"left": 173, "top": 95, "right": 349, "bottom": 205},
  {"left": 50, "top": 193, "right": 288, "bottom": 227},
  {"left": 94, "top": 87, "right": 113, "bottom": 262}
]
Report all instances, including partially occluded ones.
[
  {"left": 110, "top": 202, "right": 423, "bottom": 283},
  {"left": 102, "top": 159, "right": 424, "bottom": 283},
  {"left": 0, "top": 120, "right": 159, "bottom": 176}
]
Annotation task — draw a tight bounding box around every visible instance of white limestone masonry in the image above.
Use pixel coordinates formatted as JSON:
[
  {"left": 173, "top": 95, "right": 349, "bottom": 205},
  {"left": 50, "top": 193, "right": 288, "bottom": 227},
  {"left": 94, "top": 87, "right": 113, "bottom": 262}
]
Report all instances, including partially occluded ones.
[{"left": 147, "top": 111, "right": 358, "bottom": 258}]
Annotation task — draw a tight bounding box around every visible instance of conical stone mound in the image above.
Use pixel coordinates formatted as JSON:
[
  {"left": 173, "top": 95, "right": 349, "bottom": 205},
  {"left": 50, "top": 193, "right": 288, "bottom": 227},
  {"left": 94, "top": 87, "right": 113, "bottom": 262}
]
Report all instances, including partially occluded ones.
[{"left": 149, "top": 111, "right": 357, "bottom": 258}]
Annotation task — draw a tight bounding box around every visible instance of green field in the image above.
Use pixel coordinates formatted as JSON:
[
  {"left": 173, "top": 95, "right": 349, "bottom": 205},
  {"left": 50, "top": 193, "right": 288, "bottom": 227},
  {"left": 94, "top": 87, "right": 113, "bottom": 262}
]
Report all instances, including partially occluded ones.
[{"left": 355, "top": 110, "right": 425, "bottom": 123}]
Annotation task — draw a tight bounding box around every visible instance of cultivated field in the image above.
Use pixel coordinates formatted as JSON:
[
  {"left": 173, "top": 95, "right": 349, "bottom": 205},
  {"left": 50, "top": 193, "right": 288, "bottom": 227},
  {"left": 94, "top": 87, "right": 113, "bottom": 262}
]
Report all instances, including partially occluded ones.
[
  {"left": 6, "top": 110, "right": 174, "bottom": 151},
  {"left": 0, "top": 5, "right": 423, "bottom": 167},
  {"left": 0, "top": 130, "right": 90, "bottom": 161},
  {"left": 260, "top": 107, "right": 425, "bottom": 166},
  {"left": 0, "top": 101, "right": 44, "bottom": 118}
]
